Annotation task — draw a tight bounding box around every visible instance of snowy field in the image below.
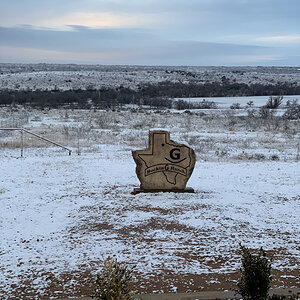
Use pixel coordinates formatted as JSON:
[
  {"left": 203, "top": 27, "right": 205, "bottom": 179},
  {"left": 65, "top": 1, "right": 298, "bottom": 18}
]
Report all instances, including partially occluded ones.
[
  {"left": 0, "top": 107, "right": 299, "bottom": 299},
  {"left": 1, "top": 64, "right": 300, "bottom": 91}
]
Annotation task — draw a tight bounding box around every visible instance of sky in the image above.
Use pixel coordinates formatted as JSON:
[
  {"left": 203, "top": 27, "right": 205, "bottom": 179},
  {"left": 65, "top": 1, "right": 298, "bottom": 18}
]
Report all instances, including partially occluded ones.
[{"left": 0, "top": 0, "right": 299, "bottom": 66}]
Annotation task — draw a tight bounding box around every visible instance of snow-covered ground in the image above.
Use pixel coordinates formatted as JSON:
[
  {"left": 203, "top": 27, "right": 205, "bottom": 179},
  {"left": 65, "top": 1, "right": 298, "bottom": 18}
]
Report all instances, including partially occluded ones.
[
  {"left": 1, "top": 64, "right": 300, "bottom": 91},
  {"left": 0, "top": 107, "right": 299, "bottom": 298}
]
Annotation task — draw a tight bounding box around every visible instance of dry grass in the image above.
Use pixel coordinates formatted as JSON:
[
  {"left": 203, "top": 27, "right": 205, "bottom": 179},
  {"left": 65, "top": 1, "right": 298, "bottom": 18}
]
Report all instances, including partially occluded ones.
[{"left": 0, "top": 107, "right": 299, "bottom": 161}]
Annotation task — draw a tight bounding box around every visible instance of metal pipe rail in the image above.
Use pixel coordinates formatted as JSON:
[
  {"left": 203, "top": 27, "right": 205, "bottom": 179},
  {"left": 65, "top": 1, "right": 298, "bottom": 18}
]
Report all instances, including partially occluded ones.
[{"left": 0, "top": 128, "right": 72, "bottom": 157}]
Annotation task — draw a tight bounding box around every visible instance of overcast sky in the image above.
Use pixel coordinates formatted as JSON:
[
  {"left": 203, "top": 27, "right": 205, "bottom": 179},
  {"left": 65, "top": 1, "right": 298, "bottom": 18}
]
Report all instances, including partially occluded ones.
[{"left": 0, "top": 0, "right": 299, "bottom": 66}]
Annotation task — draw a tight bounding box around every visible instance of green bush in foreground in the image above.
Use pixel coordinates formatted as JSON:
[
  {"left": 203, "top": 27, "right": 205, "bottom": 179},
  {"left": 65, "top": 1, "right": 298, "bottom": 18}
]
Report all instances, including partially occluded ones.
[
  {"left": 237, "top": 244, "right": 272, "bottom": 300},
  {"left": 92, "top": 257, "right": 134, "bottom": 300}
]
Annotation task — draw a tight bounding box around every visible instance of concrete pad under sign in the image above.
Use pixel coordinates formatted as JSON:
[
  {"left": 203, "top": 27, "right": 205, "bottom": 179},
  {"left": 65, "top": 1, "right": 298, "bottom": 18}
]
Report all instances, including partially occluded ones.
[{"left": 132, "top": 187, "right": 195, "bottom": 195}]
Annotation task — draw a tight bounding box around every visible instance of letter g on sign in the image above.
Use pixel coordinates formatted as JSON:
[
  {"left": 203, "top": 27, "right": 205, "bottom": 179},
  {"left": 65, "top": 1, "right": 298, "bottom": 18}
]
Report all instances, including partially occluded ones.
[{"left": 169, "top": 148, "right": 180, "bottom": 160}]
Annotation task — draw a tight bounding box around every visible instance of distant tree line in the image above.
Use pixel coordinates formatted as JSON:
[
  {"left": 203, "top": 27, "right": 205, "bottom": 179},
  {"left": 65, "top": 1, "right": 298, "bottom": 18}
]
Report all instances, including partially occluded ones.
[{"left": 0, "top": 81, "right": 299, "bottom": 109}]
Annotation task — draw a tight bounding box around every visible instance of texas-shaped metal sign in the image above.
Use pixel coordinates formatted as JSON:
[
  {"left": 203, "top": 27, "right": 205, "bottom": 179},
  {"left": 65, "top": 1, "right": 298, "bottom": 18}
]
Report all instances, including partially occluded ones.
[{"left": 132, "top": 130, "right": 196, "bottom": 193}]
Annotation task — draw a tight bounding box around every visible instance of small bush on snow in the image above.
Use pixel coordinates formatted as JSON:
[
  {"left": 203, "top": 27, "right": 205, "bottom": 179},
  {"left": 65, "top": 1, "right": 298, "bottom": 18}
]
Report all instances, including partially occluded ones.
[
  {"left": 92, "top": 257, "right": 135, "bottom": 300},
  {"left": 237, "top": 244, "right": 272, "bottom": 300}
]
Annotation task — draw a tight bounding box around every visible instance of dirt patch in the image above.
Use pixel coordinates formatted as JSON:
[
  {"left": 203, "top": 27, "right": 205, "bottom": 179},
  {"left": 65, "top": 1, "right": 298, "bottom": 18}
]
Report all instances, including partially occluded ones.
[{"left": 1, "top": 267, "right": 299, "bottom": 299}]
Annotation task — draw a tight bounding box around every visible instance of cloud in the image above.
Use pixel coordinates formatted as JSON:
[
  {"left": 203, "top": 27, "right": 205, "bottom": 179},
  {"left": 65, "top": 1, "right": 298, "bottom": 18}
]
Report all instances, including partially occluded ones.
[
  {"left": 1, "top": 0, "right": 299, "bottom": 34},
  {"left": 0, "top": 25, "right": 155, "bottom": 52},
  {"left": 0, "top": 45, "right": 128, "bottom": 64},
  {"left": 0, "top": 0, "right": 299, "bottom": 65},
  {"left": 35, "top": 11, "right": 163, "bottom": 29},
  {"left": 0, "top": 25, "right": 287, "bottom": 65},
  {"left": 255, "top": 35, "right": 300, "bottom": 44}
]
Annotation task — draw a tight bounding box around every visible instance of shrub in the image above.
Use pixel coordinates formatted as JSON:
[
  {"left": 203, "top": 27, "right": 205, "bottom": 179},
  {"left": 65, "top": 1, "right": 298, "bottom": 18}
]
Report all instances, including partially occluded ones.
[
  {"left": 230, "top": 102, "right": 242, "bottom": 109},
  {"left": 270, "top": 154, "right": 279, "bottom": 161},
  {"left": 92, "top": 257, "right": 134, "bottom": 300},
  {"left": 259, "top": 108, "right": 275, "bottom": 119},
  {"left": 247, "top": 101, "right": 254, "bottom": 107},
  {"left": 254, "top": 153, "right": 266, "bottom": 160},
  {"left": 237, "top": 244, "right": 272, "bottom": 300},
  {"left": 264, "top": 96, "right": 283, "bottom": 109},
  {"left": 175, "top": 99, "right": 217, "bottom": 110},
  {"left": 283, "top": 99, "right": 300, "bottom": 120},
  {"left": 195, "top": 100, "right": 218, "bottom": 109}
]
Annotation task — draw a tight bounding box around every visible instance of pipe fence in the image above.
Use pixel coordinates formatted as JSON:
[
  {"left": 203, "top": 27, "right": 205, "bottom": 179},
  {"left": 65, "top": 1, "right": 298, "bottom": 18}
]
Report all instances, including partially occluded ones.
[{"left": 0, "top": 128, "right": 72, "bottom": 157}]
